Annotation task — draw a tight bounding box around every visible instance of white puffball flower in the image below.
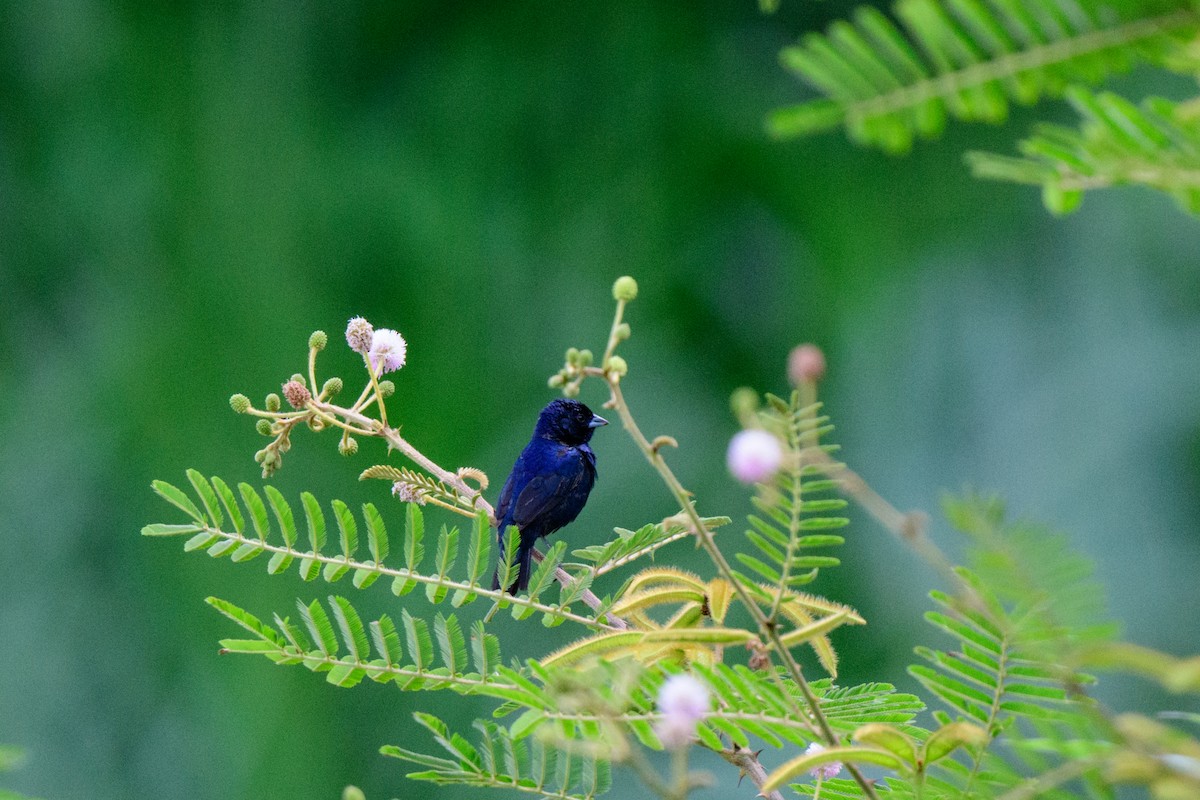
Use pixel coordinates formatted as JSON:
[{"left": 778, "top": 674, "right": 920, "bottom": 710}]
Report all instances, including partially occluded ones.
[
  {"left": 726, "top": 429, "right": 784, "bottom": 484},
  {"left": 369, "top": 328, "right": 407, "bottom": 374},
  {"left": 655, "top": 674, "right": 710, "bottom": 749},
  {"left": 805, "top": 742, "right": 844, "bottom": 780}
]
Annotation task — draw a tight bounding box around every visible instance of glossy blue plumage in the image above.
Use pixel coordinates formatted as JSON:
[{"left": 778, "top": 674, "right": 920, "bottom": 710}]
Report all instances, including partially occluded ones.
[{"left": 493, "top": 399, "right": 607, "bottom": 593}]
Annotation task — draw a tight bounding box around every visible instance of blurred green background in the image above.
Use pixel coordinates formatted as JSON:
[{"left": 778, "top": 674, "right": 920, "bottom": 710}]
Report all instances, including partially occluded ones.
[{"left": 2, "top": 2, "right": 1199, "bottom": 798}]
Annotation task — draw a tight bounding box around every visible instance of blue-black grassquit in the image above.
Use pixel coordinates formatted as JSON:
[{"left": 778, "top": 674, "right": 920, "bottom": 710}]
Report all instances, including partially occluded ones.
[{"left": 493, "top": 399, "right": 608, "bottom": 593}]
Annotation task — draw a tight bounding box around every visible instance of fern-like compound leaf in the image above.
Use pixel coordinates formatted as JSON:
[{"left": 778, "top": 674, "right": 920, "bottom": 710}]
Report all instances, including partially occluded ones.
[
  {"left": 770, "top": 0, "right": 1199, "bottom": 152},
  {"left": 146, "top": 473, "right": 621, "bottom": 631},
  {"left": 383, "top": 715, "right": 609, "bottom": 799},
  {"left": 968, "top": 89, "right": 1200, "bottom": 214}
]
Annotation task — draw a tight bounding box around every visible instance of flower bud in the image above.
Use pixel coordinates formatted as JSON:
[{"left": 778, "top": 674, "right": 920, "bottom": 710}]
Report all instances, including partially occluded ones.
[
  {"left": 654, "top": 674, "right": 709, "bottom": 749},
  {"left": 345, "top": 316, "right": 374, "bottom": 354},
  {"left": 309, "top": 330, "right": 328, "bottom": 351},
  {"left": 787, "top": 344, "right": 826, "bottom": 385},
  {"left": 548, "top": 373, "right": 565, "bottom": 388},
  {"left": 566, "top": 347, "right": 580, "bottom": 365},
  {"left": 282, "top": 380, "right": 312, "bottom": 409},
  {"left": 322, "top": 377, "right": 343, "bottom": 398},
  {"left": 265, "top": 393, "right": 282, "bottom": 412},
  {"left": 289, "top": 373, "right": 307, "bottom": 387},
  {"left": 392, "top": 481, "right": 426, "bottom": 504},
  {"left": 577, "top": 349, "right": 594, "bottom": 367},
  {"left": 612, "top": 276, "right": 638, "bottom": 302},
  {"left": 727, "top": 429, "right": 783, "bottom": 484},
  {"left": 229, "top": 394, "right": 251, "bottom": 414},
  {"left": 562, "top": 382, "right": 580, "bottom": 398},
  {"left": 342, "top": 787, "right": 366, "bottom": 800},
  {"left": 339, "top": 436, "right": 358, "bottom": 456},
  {"left": 615, "top": 322, "right": 631, "bottom": 341},
  {"left": 377, "top": 380, "right": 395, "bottom": 398},
  {"left": 606, "top": 355, "right": 628, "bottom": 377},
  {"left": 730, "top": 387, "right": 759, "bottom": 418},
  {"left": 256, "top": 419, "right": 273, "bottom": 436}
]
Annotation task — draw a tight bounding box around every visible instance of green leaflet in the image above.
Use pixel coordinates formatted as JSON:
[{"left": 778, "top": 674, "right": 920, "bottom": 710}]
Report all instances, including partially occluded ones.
[
  {"left": 772, "top": 0, "right": 1199, "bottom": 153},
  {"left": 146, "top": 473, "right": 617, "bottom": 631},
  {"left": 969, "top": 88, "right": 1200, "bottom": 215}
]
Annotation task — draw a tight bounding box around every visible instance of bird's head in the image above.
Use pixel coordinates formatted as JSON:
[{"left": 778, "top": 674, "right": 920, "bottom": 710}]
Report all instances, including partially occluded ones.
[{"left": 535, "top": 399, "right": 608, "bottom": 445}]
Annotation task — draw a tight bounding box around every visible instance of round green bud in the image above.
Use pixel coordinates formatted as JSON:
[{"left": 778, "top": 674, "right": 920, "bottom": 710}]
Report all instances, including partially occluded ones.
[
  {"left": 566, "top": 347, "right": 580, "bottom": 365},
  {"left": 548, "top": 373, "right": 565, "bottom": 388},
  {"left": 322, "top": 377, "right": 343, "bottom": 398},
  {"left": 309, "top": 330, "right": 328, "bottom": 351},
  {"left": 578, "top": 349, "right": 593, "bottom": 367},
  {"left": 255, "top": 419, "right": 273, "bottom": 436},
  {"left": 615, "top": 323, "right": 631, "bottom": 341},
  {"left": 289, "top": 373, "right": 306, "bottom": 387},
  {"left": 254, "top": 448, "right": 267, "bottom": 464},
  {"left": 378, "top": 380, "right": 396, "bottom": 398},
  {"left": 342, "top": 787, "right": 366, "bottom": 800},
  {"left": 562, "top": 382, "right": 580, "bottom": 398},
  {"left": 730, "top": 387, "right": 759, "bottom": 418},
  {"left": 606, "top": 355, "right": 628, "bottom": 377},
  {"left": 612, "top": 276, "right": 638, "bottom": 302},
  {"left": 229, "top": 394, "right": 251, "bottom": 414},
  {"left": 265, "top": 393, "right": 282, "bottom": 412},
  {"left": 339, "top": 436, "right": 359, "bottom": 456}
]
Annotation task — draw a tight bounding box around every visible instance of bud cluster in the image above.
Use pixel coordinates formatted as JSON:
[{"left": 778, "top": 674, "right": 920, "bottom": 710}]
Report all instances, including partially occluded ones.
[{"left": 225, "top": 318, "right": 414, "bottom": 476}]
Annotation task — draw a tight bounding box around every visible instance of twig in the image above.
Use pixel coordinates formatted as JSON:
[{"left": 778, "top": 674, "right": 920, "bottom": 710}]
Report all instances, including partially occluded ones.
[
  {"left": 800, "top": 447, "right": 990, "bottom": 616},
  {"left": 717, "top": 746, "right": 787, "bottom": 800}
]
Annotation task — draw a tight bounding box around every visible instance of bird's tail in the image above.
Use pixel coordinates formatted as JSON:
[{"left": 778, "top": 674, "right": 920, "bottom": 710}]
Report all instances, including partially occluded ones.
[
  {"left": 512, "top": 540, "right": 534, "bottom": 594},
  {"left": 492, "top": 528, "right": 535, "bottom": 595}
]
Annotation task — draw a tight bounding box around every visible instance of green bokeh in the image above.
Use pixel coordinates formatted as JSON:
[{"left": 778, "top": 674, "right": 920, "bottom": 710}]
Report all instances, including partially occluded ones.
[{"left": 2, "top": 2, "right": 1199, "bottom": 799}]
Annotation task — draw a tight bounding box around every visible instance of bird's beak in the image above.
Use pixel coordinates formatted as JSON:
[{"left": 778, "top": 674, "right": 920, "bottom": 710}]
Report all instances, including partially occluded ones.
[{"left": 588, "top": 415, "right": 609, "bottom": 428}]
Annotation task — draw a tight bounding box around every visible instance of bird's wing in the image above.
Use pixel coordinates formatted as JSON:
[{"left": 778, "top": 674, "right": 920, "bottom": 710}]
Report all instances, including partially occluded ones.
[
  {"left": 495, "top": 467, "right": 517, "bottom": 526},
  {"left": 510, "top": 469, "right": 589, "bottom": 532}
]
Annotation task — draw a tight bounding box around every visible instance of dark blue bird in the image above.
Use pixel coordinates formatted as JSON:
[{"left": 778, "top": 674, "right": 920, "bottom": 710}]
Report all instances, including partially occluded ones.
[{"left": 493, "top": 399, "right": 608, "bottom": 593}]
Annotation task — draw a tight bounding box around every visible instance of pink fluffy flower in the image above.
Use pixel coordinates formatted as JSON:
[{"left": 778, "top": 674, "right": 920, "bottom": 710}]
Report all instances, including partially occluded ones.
[
  {"left": 655, "top": 674, "right": 710, "bottom": 749},
  {"left": 369, "top": 328, "right": 407, "bottom": 374},
  {"left": 788, "top": 344, "right": 827, "bottom": 385},
  {"left": 726, "top": 429, "right": 783, "bottom": 484}
]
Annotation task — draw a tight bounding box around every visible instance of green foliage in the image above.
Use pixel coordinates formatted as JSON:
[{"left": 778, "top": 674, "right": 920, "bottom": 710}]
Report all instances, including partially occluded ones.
[
  {"left": 0, "top": 747, "right": 36, "bottom": 800},
  {"left": 766, "top": 0, "right": 1200, "bottom": 214},
  {"left": 770, "top": 0, "right": 1198, "bottom": 153},
  {"left": 736, "top": 394, "right": 848, "bottom": 594},
  {"left": 968, "top": 88, "right": 1200, "bottom": 214},
  {"left": 383, "top": 713, "right": 612, "bottom": 799},
  {"left": 144, "top": 471, "right": 619, "bottom": 631},
  {"left": 571, "top": 516, "right": 731, "bottom": 577},
  {"left": 146, "top": 294, "right": 1200, "bottom": 800},
  {"left": 209, "top": 594, "right": 511, "bottom": 692}
]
